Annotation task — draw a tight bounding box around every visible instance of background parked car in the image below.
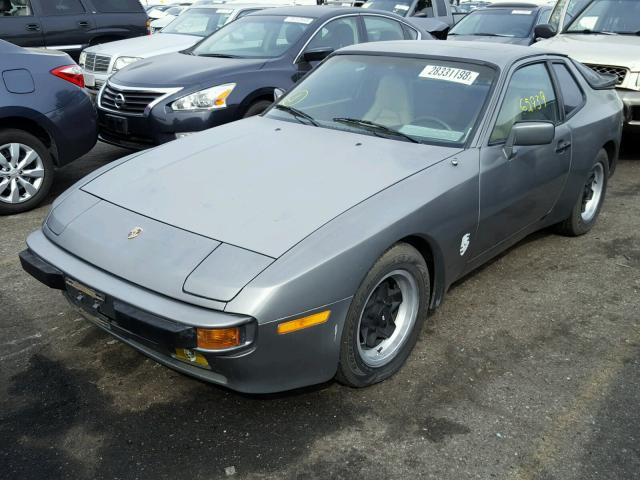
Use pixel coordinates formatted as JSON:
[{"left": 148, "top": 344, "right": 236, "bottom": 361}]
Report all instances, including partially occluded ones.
[
  {"left": 96, "top": 6, "right": 429, "bottom": 149},
  {"left": 149, "top": 5, "right": 189, "bottom": 33},
  {"left": 534, "top": 0, "right": 640, "bottom": 127},
  {"left": 0, "top": 0, "right": 148, "bottom": 60},
  {"left": 361, "top": 0, "right": 453, "bottom": 37},
  {"left": 448, "top": 3, "right": 552, "bottom": 45},
  {"left": 0, "top": 40, "right": 97, "bottom": 214},
  {"left": 80, "top": 4, "right": 286, "bottom": 98}
]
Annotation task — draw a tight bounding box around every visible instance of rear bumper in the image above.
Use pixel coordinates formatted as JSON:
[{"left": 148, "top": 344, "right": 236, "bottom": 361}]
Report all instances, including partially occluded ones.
[
  {"left": 617, "top": 89, "right": 640, "bottom": 126},
  {"left": 20, "top": 230, "right": 349, "bottom": 393},
  {"left": 46, "top": 93, "right": 97, "bottom": 166}
]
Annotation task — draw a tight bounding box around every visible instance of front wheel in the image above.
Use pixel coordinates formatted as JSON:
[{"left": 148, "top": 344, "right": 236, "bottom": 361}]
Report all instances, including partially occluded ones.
[
  {"left": 336, "top": 243, "right": 430, "bottom": 388},
  {"left": 555, "top": 149, "right": 609, "bottom": 236},
  {"left": 0, "top": 129, "right": 54, "bottom": 215},
  {"left": 242, "top": 100, "right": 272, "bottom": 118}
]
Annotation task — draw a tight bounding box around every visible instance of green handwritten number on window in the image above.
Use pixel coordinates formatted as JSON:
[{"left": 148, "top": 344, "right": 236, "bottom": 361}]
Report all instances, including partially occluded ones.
[{"left": 520, "top": 90, "right": 548, "bottom": 113}]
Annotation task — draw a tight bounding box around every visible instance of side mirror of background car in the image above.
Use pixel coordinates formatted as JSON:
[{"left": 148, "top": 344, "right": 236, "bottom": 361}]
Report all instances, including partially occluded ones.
[
  {"left": 302, "top": 47, "right": 333, "bottom": 63},
  {"left": 533, "top": 23, "right": 556, "bottom": 40},
  {"left": 274, "top": 88, "right": 285, "bottom": 101},
  {"left": 503, "top": 121, "right": 555, "bottom": 159}
]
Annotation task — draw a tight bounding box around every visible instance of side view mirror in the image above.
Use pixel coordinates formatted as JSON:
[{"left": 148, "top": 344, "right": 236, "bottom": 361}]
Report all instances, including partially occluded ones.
[
  {"left": 274, "top": 88, "right": 285, "bottom": 101},
  {"left": 503, "top": 121, "right": 555, "bottom": 159},
  {"left": 533, "top": 23, "right": 556, "bottom": 40},
  {"left": 301, "top": 47, "right": 333, "bottom": 63}
]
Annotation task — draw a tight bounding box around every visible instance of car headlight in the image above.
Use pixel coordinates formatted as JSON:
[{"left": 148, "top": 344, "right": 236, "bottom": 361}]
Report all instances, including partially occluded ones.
[
  {"left": 112, "top": 56, "right": 142, "bottom": 73},
  {"left": 79, "top": 51, "right": 87, "bottom": 67},
  {"left": 171, "top": 83, "right": 236, "bottom": 111}
]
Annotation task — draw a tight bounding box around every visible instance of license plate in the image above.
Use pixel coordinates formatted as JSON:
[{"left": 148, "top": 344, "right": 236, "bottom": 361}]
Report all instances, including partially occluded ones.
[
  {"left": 66, "top": 277, "right": 105, "bottom": 305},
  {"left": 105, "top": 114, "right": 128, "bottom": 134},
  {"left": 84, "top": 72, "right": 95, "bottom": 88}
]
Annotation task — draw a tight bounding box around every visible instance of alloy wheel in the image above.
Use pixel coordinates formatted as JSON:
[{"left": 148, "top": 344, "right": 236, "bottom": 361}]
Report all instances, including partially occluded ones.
[{"left": 0, "top": 143, "right": 45, "bottom": 205}]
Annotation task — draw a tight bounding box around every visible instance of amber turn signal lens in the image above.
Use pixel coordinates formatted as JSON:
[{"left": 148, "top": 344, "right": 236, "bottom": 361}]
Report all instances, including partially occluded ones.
[
  {"left": 197, "top": 327, "right": 241, "bottom": 350},
  {"left": 277, "top": 310, "right": 331, "bottom": 335}
]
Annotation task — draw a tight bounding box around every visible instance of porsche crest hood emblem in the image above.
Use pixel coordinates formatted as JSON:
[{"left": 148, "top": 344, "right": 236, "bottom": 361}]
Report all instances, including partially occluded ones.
[{"left": 128, "top": 227, "right": 143, "bottom": 240}]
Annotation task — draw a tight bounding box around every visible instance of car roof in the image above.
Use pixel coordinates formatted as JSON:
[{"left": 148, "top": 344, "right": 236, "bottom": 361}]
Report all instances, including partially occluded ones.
[
  {"left": 246, "top": 5, "right": 365, "bottom": 18},
  {"left": 486, "top": 2, "right": 542, "bottom": 8},
  {"left": 338, "top": 40, "right": 565, "bottom": 67},
  {"left": 186, "top": 3, "right": 292, "bottom": 8}
]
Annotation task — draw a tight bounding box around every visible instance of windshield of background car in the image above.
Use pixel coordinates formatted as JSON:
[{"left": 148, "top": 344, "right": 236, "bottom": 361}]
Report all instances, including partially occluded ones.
[
  {"left": 566, "top": 0, "right": 640, "bottom": 33},
  {"left": 191, "top": 15, "right": 313, "bottom": 58},
  {"left": 450, "top": 8, "right": 537, "bottom": 37},
  {"left": 162, "top": 8, "right": 232, "bottom": 36},
  {"left": 265, "top": 54, "right": 496, "bottom": 147},
  {"left": 362, "top": 0, "right": 413, "bottom": 15}
]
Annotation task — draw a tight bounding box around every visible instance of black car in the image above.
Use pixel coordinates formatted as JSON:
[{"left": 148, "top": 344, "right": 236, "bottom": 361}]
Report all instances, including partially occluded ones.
[
  {"left": 0, "top": 40, "right": 97, "bottom": 214},
  {"left": 97, "top": 6, "right": 429, "bottom": 150},
  {"left": 0, "top": 0, "right": 148, "bottom": 60},
  {"left": 448, "top": 3, "right": 552, "bottom": 45}
]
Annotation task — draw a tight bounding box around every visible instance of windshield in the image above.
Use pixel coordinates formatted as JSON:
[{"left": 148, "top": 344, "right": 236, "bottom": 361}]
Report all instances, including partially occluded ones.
[
  {"left": 265, "top": 55, "right": 496, "bottom": 147},
  {"left": 450, "top": 8, "right": 537, "bottom": 37},
  {"left": 566, "top": 0, "right": 640, "bottom": 34},
  {"left": 162, "top": 7, "right": 233, "bottom": 36},
  {"left": 191, "top": 15, "right": 313, "bottom": 58},
  {"left": 362, "top": 0, "right": 413, "bottom": 16},
  {"left": 165, "top": 6, "right": 184, "bottom": 15}
]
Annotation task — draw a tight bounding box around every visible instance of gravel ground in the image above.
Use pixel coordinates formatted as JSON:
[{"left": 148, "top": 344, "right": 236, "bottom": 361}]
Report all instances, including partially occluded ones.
[{"left": 0, "top": 138, "right": 638, "bottom": 480}]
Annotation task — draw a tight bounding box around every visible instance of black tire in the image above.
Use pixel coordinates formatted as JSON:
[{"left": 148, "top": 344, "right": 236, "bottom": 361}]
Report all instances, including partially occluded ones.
[
  {"left": 243, "top": 100, "right": 272, "bottom": 118},
  {"left": 0, "top": 129, "right": 54, "bottom": 215},
  {"left": 336, "top": 243, "right": 430, "bottom": 388},
  {"left": 555, "top": 149, "right": 609, "bottom": 237}
]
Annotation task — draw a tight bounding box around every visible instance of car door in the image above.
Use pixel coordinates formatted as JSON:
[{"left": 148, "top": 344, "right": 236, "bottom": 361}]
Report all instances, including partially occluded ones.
[
  {"left": 474, "top": 61, "right": 572, "bottom": 255},
  {"left": 35, "top": 0, "right": 95, "bottom": 51},
  {"left": 294, "top": 15, "right": 362, "bottom": 82},
  {"left": 0, "top": 0, "right": 44, "bottom": 47}
]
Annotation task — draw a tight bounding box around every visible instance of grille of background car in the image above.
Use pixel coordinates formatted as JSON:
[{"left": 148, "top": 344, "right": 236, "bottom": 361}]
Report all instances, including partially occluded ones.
[
  {"left": 100, "top": 84, "right": 165, "bottom": 115},
  {"left": 84, "top": 53, "right": 112, "bottom": 73},
  {"left": 584, "top": 64, "right": 628, "bottom": 86}
]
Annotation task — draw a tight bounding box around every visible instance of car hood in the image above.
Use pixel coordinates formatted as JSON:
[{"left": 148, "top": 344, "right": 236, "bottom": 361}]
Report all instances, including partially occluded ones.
[
  {"left": 448, "top": 35, "right": 530, "bottom": 45},
  {"left": 82, "top": 116, "right": 460, "bottom": 259},
  {"left": 84, "top": 33, "right": 200, "bottom": 59},
  {"left": 535, "top": 34, "right": 640, "bottom": 71},
  {"left": 110, "top": 52, "right": 267, "bottom": 88}
]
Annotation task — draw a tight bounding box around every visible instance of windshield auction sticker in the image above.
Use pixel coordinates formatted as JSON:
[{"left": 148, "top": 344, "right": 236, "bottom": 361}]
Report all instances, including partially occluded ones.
[
  {"left": 511, "top": 9, "right": 532, "bottom": 14},
  {"left": 284, "top": 16, "right": 313, "bottom": 24},
  {"left": 394, "top": 4, "right": 410, "bottom": 10},
  {"left": 419, "top": 65, "right": 479, "bottom": 85}
]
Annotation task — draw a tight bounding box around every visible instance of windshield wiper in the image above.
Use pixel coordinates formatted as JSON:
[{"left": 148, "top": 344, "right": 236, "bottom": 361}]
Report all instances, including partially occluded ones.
[
  {"left": 274, "top": 104, "right": 319, "bottom": 127},
  {"left": 568, "top": 29, "right": 617, "bottom": 35},
  {"left": 332, "top": 117, "right": 420, "bottom": 144},
  {"left": 196, "top": 53, "right": 239, "bottom": 58},
  {"left": 612, "top": 30, "right": 640, "bottom": 35},
  {"left": 470, "top": 32, "right": 512, "bottom": 37}
]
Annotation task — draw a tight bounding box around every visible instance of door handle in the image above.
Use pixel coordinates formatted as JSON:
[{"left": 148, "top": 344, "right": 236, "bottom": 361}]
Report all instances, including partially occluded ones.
[
  {"left": 78, "top": 21, "right": 90, "bottom": 28},
  {"left": 25, "top": 23, "right": 40, "bottom": 31},
  {"left": 555, "top": 140, "right": 572, "bottom": 153}
]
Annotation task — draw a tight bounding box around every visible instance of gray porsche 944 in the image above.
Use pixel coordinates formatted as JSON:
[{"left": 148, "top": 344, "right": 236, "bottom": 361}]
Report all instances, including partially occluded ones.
[{"left": 21, "top": 41, "right": 622, "bottom": 393}]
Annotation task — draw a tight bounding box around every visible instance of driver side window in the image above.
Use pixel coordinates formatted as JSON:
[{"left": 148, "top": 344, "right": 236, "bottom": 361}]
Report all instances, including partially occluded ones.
[
  {"left": 306, "top": 17, "right": 360, "bottom": 52},
  {"left": 490, "top": 63, "right": 559, "bottom": 144}
]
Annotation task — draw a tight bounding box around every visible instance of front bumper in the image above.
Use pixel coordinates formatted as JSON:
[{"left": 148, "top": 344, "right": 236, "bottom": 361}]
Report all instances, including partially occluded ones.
[
  {"left": 97, "top": 98, "right": 241, "bottom": 150},
  {"left": 617, "top": 89, "right": 640, "bottom": 126},
  {"left": 20, "top": 230, "right": 350, "bottom": 393}
]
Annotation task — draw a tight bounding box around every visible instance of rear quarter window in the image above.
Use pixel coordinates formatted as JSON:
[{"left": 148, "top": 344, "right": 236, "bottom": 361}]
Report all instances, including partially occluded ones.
[{"left": 90, "top": 0, "right": 144, "bottom": 13}]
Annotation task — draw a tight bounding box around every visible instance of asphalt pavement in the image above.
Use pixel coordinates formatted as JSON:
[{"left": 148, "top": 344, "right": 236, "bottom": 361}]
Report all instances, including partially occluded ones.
[{"left": 0, "top": 138, "right": 638, "bottom": 480}]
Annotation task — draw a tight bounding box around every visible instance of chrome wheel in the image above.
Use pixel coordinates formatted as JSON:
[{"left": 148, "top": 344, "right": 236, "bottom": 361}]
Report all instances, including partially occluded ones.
[
  {"left": 0, "top": 143, "right": 45, "bottom": 205},
  {"left": 357, "top": 269, "right": 419, "bottom": 368},
  {"left": 581, "top": 163, "right": 604, "bottom": 222}
]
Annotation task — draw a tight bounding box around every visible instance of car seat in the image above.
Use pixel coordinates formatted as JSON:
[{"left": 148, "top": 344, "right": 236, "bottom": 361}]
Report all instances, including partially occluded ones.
[{"left": 363, "top": 72, "right": 412, "bottom": 126}]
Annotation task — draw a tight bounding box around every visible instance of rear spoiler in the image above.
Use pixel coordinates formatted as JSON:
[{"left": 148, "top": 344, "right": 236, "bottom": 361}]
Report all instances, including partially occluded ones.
[{"left": 572, "top": 59, "right": 618, "bottom": 90}]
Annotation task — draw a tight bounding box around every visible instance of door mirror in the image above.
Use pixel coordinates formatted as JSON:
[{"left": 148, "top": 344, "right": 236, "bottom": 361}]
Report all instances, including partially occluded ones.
[
  {"left": 302, "top": 47, "right": 333, "bottom": 63},
  {"left": 534, "top": 23, "right": 556, "bottom": 40},
  {"left": 503, "top": 121, "right": 555, "bottom": 159},
  {"left": 273, "top": 88, "right": 285, "bottom": 101}
]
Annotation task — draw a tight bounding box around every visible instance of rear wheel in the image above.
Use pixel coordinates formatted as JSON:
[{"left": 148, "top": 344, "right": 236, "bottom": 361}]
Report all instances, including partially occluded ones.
[
  {"left": 555, "top": 149, "right": 609, "bottom": 236},
  {"left": 243, "top": 100, "right": 272, "bottom": 118},
  {"left": 337, "top": 243, "right": 430, "bottom": 388},
  {"left": 0, "top": 129, "right": 54, "bottom": 215}
]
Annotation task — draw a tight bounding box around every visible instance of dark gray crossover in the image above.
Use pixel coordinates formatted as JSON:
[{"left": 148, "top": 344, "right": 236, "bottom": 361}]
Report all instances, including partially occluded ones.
[{"left": 21, "top": 41, "right": 622, "bottom": 393}]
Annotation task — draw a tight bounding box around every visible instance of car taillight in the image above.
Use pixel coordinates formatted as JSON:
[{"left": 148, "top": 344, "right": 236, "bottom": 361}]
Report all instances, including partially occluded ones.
[{"left": 50, "top": 65, "right": 85, "bottom": 88}]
